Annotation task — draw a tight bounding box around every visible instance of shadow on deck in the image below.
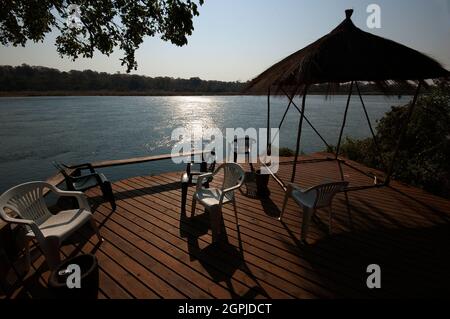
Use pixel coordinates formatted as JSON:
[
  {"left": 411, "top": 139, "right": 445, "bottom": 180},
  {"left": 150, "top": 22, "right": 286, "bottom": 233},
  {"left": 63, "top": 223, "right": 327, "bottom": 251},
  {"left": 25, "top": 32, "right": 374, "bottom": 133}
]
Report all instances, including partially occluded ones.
[{"left": 2, "top": 154, "right": 450, "bottom": 299}]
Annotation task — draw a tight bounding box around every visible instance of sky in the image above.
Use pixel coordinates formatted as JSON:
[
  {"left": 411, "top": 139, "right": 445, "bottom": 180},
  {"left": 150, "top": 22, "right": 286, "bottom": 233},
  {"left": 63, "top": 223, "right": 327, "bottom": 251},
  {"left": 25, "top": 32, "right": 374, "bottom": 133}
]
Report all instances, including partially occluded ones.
[{"left": 0, "top": 0, "right": 449, "bottom": 81}]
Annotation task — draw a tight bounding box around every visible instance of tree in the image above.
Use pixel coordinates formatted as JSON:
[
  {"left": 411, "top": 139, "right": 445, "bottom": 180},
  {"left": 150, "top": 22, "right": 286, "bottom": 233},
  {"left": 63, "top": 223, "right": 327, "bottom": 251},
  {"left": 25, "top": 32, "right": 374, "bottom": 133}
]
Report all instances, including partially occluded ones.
[
  {"left": 334, "top": 81, "right": 450, "bottom": 198},
  {"left": 0, "top": 0, "right": 204, "bottom": 72},
  {"left": 0, "top": 64, "right": 246, "bottom": 93}
]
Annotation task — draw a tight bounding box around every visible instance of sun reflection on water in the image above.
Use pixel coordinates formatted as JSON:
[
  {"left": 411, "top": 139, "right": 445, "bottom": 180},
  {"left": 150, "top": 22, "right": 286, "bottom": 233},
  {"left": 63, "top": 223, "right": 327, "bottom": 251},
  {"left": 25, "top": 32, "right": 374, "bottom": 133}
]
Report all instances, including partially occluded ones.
[{"left": 170, "top": 96, "right": 223, "bottom": 145}]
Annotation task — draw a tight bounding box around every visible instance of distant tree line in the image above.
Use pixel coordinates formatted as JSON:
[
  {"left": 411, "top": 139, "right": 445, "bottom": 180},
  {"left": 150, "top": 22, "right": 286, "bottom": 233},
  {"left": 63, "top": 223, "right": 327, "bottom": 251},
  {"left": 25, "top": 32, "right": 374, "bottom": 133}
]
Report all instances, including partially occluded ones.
[
  {"left": 0, "top": 64, "right": 245, "bottom": 94},
  {"left": 0, "top": 64, "right": 423, "bottom": 95}
]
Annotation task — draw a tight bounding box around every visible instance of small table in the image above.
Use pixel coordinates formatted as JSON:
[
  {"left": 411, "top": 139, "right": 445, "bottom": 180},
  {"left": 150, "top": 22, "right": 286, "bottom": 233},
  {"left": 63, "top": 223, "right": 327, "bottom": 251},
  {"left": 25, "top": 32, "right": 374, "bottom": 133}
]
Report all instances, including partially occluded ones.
[
  {"left": 244, "top": 172, "right": 258, "bottom": 198},
  {"left": 243, "top": 170, "right": 270, "bottom": 198},
  {"left": 231, "top": 137, "right": 256, "bottom": 169}
]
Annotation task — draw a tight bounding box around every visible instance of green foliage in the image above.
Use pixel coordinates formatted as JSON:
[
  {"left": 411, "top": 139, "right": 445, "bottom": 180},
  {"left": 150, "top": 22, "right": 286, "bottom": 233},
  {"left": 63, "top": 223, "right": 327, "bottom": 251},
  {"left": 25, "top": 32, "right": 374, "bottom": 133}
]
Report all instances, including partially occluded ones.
[
  {"left": 334, "top": 81, "right": 450, "bottom": 198},
  {"left": 278, "top": 147, "right": 295, "bottom": 157},
  {"left": 336, "top": 137, "right": 380, "bottom": 168},
  {"left": 0, "top": 64, "right": 244, "bottom": 93},
  {"left": 0, "top": 0, "right": 204, "bottom": 72},
  {"left": 379, "top": 82, "right": 450, "bottom": 196}
]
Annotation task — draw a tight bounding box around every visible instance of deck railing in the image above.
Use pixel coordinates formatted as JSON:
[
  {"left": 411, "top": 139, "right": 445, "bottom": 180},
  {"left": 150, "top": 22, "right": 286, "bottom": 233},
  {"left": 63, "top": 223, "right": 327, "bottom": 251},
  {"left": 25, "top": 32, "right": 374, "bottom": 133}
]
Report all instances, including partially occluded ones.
[{"left": 45, "top": 151, "right": 207, "bottom": 189}]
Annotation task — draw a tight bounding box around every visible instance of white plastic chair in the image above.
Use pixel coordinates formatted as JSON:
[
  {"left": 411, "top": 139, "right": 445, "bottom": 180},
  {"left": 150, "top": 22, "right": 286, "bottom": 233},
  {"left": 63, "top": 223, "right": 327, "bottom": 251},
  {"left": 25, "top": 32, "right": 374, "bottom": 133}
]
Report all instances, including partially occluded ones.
[
  {"left": 0, "top": 181, "right": 102, "bottom": 270},
  {"left": 191, "top": 163, "right": 245, "bottom": 242},
  {"left": 281, "top": 181, "right": 348, "bottom": 241}
]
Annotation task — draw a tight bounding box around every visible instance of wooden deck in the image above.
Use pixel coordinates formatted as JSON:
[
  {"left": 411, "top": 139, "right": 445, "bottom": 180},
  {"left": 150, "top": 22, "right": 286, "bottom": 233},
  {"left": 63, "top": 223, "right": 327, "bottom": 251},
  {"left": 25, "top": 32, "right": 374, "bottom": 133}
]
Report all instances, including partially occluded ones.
[{"left": 2, "top": 153, "right": 450, "bottom": 298}]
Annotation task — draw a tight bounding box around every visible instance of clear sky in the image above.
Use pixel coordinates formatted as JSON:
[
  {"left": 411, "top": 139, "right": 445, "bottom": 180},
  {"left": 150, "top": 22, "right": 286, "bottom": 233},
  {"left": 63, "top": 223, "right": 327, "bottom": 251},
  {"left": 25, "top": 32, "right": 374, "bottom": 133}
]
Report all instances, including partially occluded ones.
[{"left": 0, "top": 0, "right": 449, "bottom": 81}]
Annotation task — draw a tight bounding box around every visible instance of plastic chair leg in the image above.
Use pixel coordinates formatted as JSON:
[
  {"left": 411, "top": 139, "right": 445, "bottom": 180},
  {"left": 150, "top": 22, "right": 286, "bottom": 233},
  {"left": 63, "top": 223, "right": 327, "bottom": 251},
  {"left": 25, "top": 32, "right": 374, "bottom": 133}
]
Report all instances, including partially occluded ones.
[
  {"left": 209, "top": 206, "right": 222, "bottom": 243},
  {"left": 101, "top": 181, "right": 116, "bottom": 211},
  {"left": 42, "top": 237, "right": 61, "bottom": 271},
  {"left": 191, "top": 197, "right": 197, "bottom": 217},
  {"left": 24, "top": 237, "right": 31, "bottom": 272},
  {"left": 181, "top": 174, "right": 189, "bottom": 214},
  {"left": 90, "top": 218, "right": 103, "bottom": 242},
  {"left": 280, "top": 193, "right": 289, "bottom": 221},
  {"left": 301, "top": 206, "right": 315, "bottom": 242},
  {"left": 328, "top": 204, "right": 333, "bottom": 234}
]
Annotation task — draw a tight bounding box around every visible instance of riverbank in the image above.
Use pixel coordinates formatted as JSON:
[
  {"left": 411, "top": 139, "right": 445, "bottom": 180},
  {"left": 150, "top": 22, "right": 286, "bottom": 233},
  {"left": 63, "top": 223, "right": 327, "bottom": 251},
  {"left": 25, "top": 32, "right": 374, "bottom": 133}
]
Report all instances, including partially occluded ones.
[
  {"left": 0, "top": 65, "right": 423, "bottom": 97},
  {"left": 0, "top": 90, "right": 406, "bottom": 97},
  {"left": 0, "top": 91, "right": 246, "bottom": 97}
]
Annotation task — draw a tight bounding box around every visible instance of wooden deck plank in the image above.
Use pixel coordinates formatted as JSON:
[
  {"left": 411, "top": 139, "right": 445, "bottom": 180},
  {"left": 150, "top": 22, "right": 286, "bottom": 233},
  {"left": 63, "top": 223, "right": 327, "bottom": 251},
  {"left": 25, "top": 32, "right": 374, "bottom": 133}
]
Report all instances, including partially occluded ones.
[
  {"left": 113, "top": 177, "right": 326, "bottom": 298},
  {"left": 63, "top": 231, "right": 160, "bottom": 299},
  {"left": 59, "top": 239, "right": 133, "bottom": 299},
  {"left": 74, "top": 222, "right": 189, "bottom": 299},
  {"left": 125, "top": 174, "right": 388, "bottom": 294},
  {"left": 126, "top": 175, "right": 364, "bottom": 297},
  {"left": 93, "top": 201, "right": 278, "bottom": 298},
  {"left": 96, "top": 181, "right": 299, "bottom": 298},
  {"left": 147, "top": 174, "right": 420, "bottom": 278},
  {"left": 3, "top": 153, "right": 450, "bottom": 298},
  {"left": 86, "top": 203, "right": 221, "bottom": 298}
]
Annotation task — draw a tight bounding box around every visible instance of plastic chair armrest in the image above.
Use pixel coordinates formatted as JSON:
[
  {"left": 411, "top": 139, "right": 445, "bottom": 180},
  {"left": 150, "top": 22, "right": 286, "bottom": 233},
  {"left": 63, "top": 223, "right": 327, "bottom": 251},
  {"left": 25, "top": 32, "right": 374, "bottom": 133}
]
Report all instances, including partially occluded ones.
[
  {"left": 189, "top": 171, "right": 202, "bottom": 176},
  {"left": 2, "top": 215, "right": 34, "bottom": 226},
  {"left": 70, "top": 173, "right": 100, "bottom": 181},
  {"left": 63, "top": 163, "right": 96, "bottom": 173},
  {"left": 223, "top": 178, "right": 245, "bottom": 194},
  {"left": 196, "top": 173, "right": 213, "bottom": 191},
  {"left": 71, "top": 173, "right": 104, "bottom": 186},
  {"left": 0, "top": 215, "right": 45, "bottom": 240},
  {"left": 221, "top": 184, "right": 240, "bottom": 195},
  {"left": 287, "top": 183, "right": 304, "bottom": 193},
  {"left": 52, "top": 189, "right": 91, "bottom": 211},
  {"left": 220, "top": 177, "right": 245, "bottom": 203}
]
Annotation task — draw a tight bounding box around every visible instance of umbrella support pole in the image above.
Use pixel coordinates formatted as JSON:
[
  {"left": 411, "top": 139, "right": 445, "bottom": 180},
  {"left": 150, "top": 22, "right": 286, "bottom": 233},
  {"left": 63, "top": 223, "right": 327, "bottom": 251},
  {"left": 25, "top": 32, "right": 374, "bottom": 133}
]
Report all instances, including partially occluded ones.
[
  {"left": 384, "top": 81, "right": 422, "bottom": 186},
  {"left": 335, "top": 81, "right": 354, "bottom": 159},
  {"left": 356, "top": 82, "right": 388, "bottom": 172},
  {"left": 291, "top": 86, "right": 308, "bottom": 183},
  {"left": 269, "top": 85, "right": 302, "bottom": 146},
  {"left": 341, "top": 159, "right": 385, "bottom": 184},
  {"left": 336, "top": 157, "right": 353, "bottom": 229},
  {"left": 264, "top": 80, "right": 423, "bottom": 194},
  {"left": 280, "top": 88, "right": 332, "bottom": 150},
  {"left": 281, "top": 157, "right": 335, "bottom": 165},
  {"left": 267, "top": 88, "right": 271, "bottom": 155}
]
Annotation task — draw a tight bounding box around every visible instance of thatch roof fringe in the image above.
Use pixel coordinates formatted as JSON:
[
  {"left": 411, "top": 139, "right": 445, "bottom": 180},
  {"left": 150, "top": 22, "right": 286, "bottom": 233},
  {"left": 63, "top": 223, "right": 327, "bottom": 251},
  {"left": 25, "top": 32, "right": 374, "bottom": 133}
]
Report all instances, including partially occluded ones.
[{"left": 245, "top": 9, "right": 449, "bottom": 94}]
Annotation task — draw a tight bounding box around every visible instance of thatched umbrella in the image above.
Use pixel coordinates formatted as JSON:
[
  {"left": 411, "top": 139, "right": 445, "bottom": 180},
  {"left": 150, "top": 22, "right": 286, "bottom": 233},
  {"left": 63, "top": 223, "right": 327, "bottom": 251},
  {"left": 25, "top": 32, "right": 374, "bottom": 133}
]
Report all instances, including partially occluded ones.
[
  {"left": 244, "top": 9, "right": 449, "bottom": 189},
  {"left": 246, "top": 9, "right": 449, "bottom": 92}
]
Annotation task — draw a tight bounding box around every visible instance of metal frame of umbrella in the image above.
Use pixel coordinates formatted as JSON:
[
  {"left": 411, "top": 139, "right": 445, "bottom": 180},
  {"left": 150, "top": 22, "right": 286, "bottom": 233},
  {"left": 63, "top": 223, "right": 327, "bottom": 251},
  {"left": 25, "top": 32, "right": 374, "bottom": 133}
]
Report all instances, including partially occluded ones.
[
  {"left": 246, "top": 9, "right": 449, "bottom": 195},
  {"left": 264, "top": 79, "right": 423, "bottom": 193}
]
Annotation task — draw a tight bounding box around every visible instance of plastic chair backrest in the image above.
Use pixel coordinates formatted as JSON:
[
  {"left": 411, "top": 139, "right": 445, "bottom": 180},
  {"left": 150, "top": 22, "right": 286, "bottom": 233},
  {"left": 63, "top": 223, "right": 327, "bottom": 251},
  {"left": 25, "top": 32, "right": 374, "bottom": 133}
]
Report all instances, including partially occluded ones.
[
  {"left": 221, "top": 163, "right": 245, "bottom": 191},
  {"left": 0, "top": 182, "right": 52, "bottom": 226},
  {"left": 206, "top": 151, "right": 216, "bottom": 172},
  {"left": 313, "top": 181, "right": 349, "bottom": 208}
]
